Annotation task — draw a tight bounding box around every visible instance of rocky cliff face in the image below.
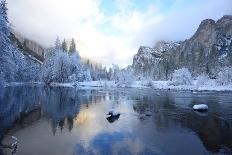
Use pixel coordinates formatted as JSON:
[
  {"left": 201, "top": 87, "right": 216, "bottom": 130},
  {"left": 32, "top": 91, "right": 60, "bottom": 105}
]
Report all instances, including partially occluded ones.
[
  {"left": 132, "top": 42, "right": 180, "bottom": 79},
  {"left": 132, "top": 15, "right": 232, "bottom": 80},
  {"left": 12, "top": 32, "right": 45, "bottom": 61}
]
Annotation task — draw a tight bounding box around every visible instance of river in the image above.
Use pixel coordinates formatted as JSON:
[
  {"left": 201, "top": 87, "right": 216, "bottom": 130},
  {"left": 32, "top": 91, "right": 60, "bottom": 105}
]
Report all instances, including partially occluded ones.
[{"left": 0, "top": 86, "right": 232, "bottom": 155}]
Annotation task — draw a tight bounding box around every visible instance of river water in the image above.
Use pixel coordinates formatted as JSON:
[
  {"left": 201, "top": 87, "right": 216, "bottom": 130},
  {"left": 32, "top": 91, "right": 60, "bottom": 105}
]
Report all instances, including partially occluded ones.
[{"left": 0, "top": 86, "right": 232, "bottom": 155}]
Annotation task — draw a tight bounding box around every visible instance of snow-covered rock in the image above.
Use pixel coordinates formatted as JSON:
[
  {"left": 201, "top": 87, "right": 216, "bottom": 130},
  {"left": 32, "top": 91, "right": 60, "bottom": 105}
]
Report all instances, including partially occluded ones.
[
  {"left": 193, "top": 104, "right": 208, "bottom": 111},
  {"left": 107, "top": 108, "right": 120, "bottom": 117}
]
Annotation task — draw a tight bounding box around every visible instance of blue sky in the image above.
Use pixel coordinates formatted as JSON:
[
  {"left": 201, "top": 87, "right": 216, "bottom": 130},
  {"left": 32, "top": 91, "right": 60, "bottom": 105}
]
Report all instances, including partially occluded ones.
[{"left": 7, "top": 0, "right": 232, "bottom": 67}]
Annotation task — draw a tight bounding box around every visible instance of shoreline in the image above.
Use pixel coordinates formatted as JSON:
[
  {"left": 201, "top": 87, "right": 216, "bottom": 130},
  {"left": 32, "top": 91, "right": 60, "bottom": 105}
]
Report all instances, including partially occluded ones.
[{"left": 1, "top": 81, "right": 232, "bottom": 92}]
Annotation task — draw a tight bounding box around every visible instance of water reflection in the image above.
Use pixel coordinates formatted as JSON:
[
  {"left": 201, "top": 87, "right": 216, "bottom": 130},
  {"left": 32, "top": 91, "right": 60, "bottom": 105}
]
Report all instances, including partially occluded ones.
[
  {"left": 106, "top": 115, "right": 120, "bottom": 123},
  {"left": 0, "top": 87, "right": 232, "bottom": 155}
]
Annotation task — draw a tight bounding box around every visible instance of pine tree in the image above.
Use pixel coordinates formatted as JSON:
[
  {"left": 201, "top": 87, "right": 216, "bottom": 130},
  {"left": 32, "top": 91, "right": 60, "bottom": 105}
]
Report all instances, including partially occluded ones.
[
  {"left": 61, "top": 39, "right": 67, "bottom": 52},
  {"left": 87, "top": 59, "right": 90, "bottom": 65},
  {"left": 0, "top": 0, "right": 8, "bottom": 21},
  {"left": 69, "top": 38, "right": 76, "bottom": 54},
  {"left": 55, "top": 36, "right": 61, "bottom": 50},
  {"left": 108, "top": 68, "right": 113, "bottom": 80}
]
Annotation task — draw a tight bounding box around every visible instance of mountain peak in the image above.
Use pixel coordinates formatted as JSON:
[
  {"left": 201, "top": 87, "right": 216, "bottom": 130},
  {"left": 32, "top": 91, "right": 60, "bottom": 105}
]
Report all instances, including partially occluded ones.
[
  {"left": 217, "top": 15, "right": 232, "bottom": 23},
  {"left": 192, "top": 18, "right": 216, "bottom": 42},
  {"left": 132, "top": 15, "right": 232, "bottom": 80}
]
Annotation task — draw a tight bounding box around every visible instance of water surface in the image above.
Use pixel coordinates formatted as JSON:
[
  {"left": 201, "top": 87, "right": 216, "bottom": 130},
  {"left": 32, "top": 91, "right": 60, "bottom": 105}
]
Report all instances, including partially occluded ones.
[{"left": 0, "top": 86, "right": 232, "bottom": 155}]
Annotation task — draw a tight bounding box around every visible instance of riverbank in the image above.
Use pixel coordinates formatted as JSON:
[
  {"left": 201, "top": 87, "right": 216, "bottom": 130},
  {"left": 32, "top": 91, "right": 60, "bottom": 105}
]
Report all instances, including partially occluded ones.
[{"left": 48, "top": 80, "right": 232, "bottom": 91}]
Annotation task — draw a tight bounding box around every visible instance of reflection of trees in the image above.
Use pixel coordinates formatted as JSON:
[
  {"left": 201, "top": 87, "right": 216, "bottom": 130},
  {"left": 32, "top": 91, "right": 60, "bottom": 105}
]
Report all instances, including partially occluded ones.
[
  {"left": 0, "top": 86, "right": 42, "bottom": 142},
  {"left": 132, "top": 91, "right": 232, "bottom": 153},
  {"left": 40, "top": 88, "right": 107, "bottom": 134},
  {"left": 0, "top": 87, "right": 96, "bottom": 139},
  {"left": 41, "top": 87, "right": 82, "bottom": 134}
]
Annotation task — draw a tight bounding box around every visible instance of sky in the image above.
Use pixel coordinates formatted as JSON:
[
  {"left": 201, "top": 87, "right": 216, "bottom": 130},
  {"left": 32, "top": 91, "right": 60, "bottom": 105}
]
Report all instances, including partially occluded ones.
[{"left": 7, "top": 0, "right": 232, "bottom": 67}]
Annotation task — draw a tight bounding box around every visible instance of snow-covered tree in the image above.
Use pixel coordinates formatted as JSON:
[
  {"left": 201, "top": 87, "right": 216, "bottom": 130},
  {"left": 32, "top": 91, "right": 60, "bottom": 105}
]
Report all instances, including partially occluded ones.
[
  {"left": 196, "top": 74, "right": 210, "bottom": 87},
  {"left": 217, "top": 67, "right": 232, "bottom": 85},
  {"left": 0, "top": 0, "right": 8, "bottom": 21},
  {"left": 0, "top": 1, "right": 44, "bottom": 84},
  {"left": 55, "top": 36, "right": 61, "bottom": 50},
  {"left": 42, "top": 39, "right": 91, "bottom": 84},
  {"left": 110, "top": 64, "right": 120, "bottom": 80},
  {"left": 115, "top": 67, "right": 135, "bottom": 87},
  {"left": 61, "top": 39, "right": 67, "bottom": 52},
  {"left": 0, "top": 3, "right": 18, "bottom": 83},
  {"left": 107, "top": 67, "right": 113, "bottom": 80},
  {"left": 69, "top": 38, "right": 76, "bottom": 54},
  {"left": 43, "top": 51, "right": 69, "bottom": 83},
  {"left": 170, "top": 68, "right": 193, "bottom": 86},
  {"left": 84, "top": 60, "right": 108, "bottom": 81}
]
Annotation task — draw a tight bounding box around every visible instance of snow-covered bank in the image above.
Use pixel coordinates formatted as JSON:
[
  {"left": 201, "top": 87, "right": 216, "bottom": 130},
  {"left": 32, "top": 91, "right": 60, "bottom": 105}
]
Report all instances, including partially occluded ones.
[
  {"left": 1, "top": 82, "right": 44, "bottom": 87},
  {"left": 49, "top": 80, "right": 232, "bottom": 91},
  {"left": 2, "top": 80, "right": 232, "bottom": 92}
]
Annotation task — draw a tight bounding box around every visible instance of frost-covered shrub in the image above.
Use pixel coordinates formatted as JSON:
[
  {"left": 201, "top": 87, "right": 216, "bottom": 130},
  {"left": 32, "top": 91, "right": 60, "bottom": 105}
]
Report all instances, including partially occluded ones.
[
  {"left": 217, "top": 67, "right": 232, "bottom": 85},
  {"left": 170, "top": 68, "right": 193, "bottom": 86},
  {"left": 115, "top": 69, "right": 135, "bottom": 87},
  {"left": 196, "top": 74, "right": 210, "bottom": 87}
]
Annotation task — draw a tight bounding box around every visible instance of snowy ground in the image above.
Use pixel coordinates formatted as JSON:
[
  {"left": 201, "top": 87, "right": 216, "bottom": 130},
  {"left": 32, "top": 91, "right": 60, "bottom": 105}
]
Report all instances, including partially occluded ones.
[
  {"left": 48, "top": 80, "right": 232, "bottom": 91},
  {"left": 2, "top": 80, "right": 232, "bottom": 91}
]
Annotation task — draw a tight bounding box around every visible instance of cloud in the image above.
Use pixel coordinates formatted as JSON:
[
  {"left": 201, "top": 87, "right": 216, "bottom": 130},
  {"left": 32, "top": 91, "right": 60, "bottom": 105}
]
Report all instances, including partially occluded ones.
[
  {"left": 7, "top": 0, "right": 232, "bottom": 67},
  {"left": 8, "top": 0, "right": 103, "bottom": 45},
  {"left": 133, "top": 0, "right": 232, "bottom": 47}
]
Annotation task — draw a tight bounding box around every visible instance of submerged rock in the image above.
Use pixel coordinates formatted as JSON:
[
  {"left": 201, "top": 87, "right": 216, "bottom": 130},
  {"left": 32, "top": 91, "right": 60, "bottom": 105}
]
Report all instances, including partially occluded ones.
[{"left": 193, "top": 104, "right": 208, "bottom": 112}]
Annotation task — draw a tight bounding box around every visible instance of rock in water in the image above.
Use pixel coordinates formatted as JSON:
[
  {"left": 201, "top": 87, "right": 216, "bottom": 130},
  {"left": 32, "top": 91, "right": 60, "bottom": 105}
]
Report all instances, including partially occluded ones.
[
  {"left": 193, "top": 104, "right": 208, "bottom": 112},
  {"left": 106, "top": 115, "right": 120, "bottom": 123},
  {"left": 107, "top": 108, "right": 120, "bottom": 123}
]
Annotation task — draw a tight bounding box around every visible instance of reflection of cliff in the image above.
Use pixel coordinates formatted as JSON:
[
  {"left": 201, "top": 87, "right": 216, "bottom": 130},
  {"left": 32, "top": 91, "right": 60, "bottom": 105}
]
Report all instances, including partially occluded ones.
[
  {"left": 178, "top": 111, "right": 232, "bottom": 153},
  {"left": 41, "top": 87, "right": 81, "bottom": 134},
  {"left": 132, "top": 92, "right": 232, "bottom": 153},
  {"left": 8, "top": 107, "right": 42, "bottom": 133}
]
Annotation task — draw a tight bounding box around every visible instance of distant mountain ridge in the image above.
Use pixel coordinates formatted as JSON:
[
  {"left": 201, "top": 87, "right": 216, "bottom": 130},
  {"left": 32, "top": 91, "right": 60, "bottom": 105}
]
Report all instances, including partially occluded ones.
[{"left": 132, "top": 15, "right": 232, "bottom": 80}]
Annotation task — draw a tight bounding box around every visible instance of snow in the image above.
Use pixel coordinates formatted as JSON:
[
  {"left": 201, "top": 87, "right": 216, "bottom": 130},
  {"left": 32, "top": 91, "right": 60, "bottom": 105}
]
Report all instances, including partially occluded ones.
[
  {"left": 107, "top": 108, "right": 120, "bottom": 116},
  {"left": 193, "top": 104, "right": 208, "bottom": 111},
  {"left": 40, "top": 79, "right": 232, "bottom": 92},
  {"left": 2, "top": 79, "right": 232, "bottom": 92},
  {"left": 11, "top": 136, "right": 18, "bottom": 141},
  {"left": 49, "top": 82, "right": 75, "bottom": 88},
  {"left": 42, "top": 49, "right": 91, "bottom": 84},
  {"left": 170, "top": 68, "right": 193, "bottom": 86}
]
